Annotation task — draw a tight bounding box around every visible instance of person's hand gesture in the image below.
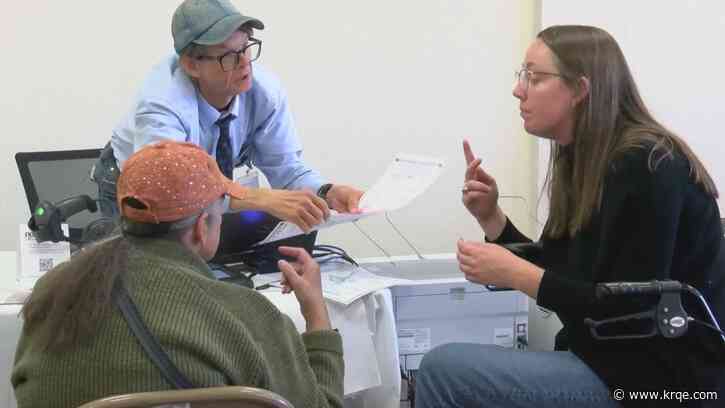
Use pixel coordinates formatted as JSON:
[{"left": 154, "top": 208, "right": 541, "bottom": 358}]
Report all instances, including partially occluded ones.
[
  {"left": 462, "top": 139, "right": 500, "bottom": 223},
  {"left": 277, "top": 246, "right": 331, "bottom": 332},
  {"left": 456, "top": 239, "right": 516, "bottom": 286},
  {"left": 457, "top": 239, "right": 543, "bottom": 298}
]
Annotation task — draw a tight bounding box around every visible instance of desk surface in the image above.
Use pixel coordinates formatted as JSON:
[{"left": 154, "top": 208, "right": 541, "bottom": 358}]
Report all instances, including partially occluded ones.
[
  {"left": 0, "top": 252, "right": 25, "bottom": 305},
  {"left": 0, "top": 251, "right": 16, "bottom": 287}
]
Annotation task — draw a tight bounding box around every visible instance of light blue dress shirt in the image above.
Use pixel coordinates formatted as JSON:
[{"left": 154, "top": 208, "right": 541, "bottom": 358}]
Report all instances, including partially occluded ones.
[{"left": 110, "top": 53, "right": 325, "bottom": 192}]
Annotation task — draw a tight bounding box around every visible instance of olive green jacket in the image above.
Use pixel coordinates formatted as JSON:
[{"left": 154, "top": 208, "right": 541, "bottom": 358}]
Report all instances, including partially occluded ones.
[{"left": 12, "top": 237, "right": 343, "bottom": 408}]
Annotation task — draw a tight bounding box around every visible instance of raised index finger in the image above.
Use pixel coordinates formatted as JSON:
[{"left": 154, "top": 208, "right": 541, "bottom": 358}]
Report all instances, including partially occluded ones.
[
  {"left": 463, "top": 139, "right": 476, "bottom": 165},
  {"left": 465, "top": 158, "right": 482, "bottom": 181}
]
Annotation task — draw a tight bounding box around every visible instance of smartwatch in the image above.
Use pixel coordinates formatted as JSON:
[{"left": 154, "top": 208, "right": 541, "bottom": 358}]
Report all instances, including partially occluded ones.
[{"left": 317, "top": 183, "right": 333, "bottom": 201}]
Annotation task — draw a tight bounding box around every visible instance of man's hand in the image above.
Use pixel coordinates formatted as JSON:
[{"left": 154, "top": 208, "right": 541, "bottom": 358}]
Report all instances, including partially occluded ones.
[
  {"left": 277, "top": 246, "right": 331, "bottom": 332},
  {"left": 325, "top": 184, "right": 364, "bottom": 213},
  {"left": 234, "top": 188, "right": 330, "bottom": 232}
]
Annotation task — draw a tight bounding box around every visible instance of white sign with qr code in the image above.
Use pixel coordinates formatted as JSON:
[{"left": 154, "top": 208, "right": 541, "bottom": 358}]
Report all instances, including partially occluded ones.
[{"left": 18, "top": 223, "right": 70, "bottom": 288}]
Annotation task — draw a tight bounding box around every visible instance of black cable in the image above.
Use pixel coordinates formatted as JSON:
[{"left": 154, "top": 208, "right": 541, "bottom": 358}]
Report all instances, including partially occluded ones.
[
  {"left": 516, "top": 335, "right": 528, "bottom": 347},
  {"left": 312, "top": 244, "right": 358, "bottom": 266},
  {"left": 314, "top": 254, "right": 349, "bottom": 265}
]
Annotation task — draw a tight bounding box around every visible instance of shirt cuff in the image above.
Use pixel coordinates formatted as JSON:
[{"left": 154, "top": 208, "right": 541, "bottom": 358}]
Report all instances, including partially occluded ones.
[
  {"left": 536, "top": 268, "right": 595, "bottom": 313},
  {"left": 301, "top": 329, "right": 343, "bottom": 355},
  {"left": 485, "top": 217, "right": 532, "bottom": 244}
]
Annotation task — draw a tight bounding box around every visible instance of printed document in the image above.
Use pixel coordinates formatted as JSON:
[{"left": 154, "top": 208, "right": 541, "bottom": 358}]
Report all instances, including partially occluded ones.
[
  {"left": 359, "top": 153, "right": 445, "bottom": 211},
  {"left": 256, "top": 153, "right": 445, "bottom": 245},
  {"left": 254, "top": 260, "right": 408, "bottom": 306}
]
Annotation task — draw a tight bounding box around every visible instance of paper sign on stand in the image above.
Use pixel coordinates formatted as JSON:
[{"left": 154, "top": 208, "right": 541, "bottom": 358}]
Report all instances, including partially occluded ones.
[
  {"left": 359, "top": 154, "right": 445, "bottom": 212},
  {"left": 17, "top": 223, "right": 70, "bottom": 289}
]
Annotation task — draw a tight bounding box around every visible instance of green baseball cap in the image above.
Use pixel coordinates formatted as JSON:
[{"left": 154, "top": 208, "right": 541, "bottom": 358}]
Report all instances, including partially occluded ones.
[{"left": 172, "top": 0, "right": 264, "bottom": 55}]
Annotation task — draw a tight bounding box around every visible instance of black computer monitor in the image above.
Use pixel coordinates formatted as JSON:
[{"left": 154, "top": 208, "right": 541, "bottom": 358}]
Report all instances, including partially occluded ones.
[
  {"left": 15, "top": 149, "right": 103, "bottom": 243},
  {"left": 211, "top": 209, "right": 317, "bottom": 273}
]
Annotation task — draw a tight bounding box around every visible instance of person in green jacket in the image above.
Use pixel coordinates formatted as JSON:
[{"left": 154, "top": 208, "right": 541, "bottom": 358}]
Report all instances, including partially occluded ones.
[{"left": 12, "top": 141, "right": 344, "bottom": 408}]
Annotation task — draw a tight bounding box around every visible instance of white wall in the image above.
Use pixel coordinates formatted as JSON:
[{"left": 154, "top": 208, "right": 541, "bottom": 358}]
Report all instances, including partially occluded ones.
[
  {"left": 2, "top": 0, "right": 563, "bottom": 350},
  {"left": 1, "top": 1, "right": 540, "bottom": 256},
  {"left": 540, "top": 0, "right": 725, "bottom": 212}
]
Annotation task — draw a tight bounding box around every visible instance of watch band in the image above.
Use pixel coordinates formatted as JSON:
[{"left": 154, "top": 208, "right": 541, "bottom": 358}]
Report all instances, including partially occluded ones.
[{"left": 317, "top": 183, "right": 333, "bottom": 200}]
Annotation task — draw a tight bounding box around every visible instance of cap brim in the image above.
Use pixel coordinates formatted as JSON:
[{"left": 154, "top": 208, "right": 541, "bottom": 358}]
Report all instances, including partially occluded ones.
[{"left": 194, "top": 14, "right": 264, "bottom": 46}]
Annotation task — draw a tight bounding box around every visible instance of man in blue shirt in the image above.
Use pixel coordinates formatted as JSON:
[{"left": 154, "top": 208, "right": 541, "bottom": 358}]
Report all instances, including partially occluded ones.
[{"left": 93, "top": 0, "right": 363, "bottom": 232}]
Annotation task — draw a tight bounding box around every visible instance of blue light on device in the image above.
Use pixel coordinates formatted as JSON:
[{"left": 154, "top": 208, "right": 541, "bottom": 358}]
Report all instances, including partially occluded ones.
[{"left": 235, "top": 210, "right": 266, "bottom": 224}]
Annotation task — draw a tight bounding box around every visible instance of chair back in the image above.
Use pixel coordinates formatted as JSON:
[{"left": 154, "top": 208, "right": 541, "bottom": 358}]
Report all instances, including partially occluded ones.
[{"left": 76, "top": 386, "right": 294, "bottom": 408}]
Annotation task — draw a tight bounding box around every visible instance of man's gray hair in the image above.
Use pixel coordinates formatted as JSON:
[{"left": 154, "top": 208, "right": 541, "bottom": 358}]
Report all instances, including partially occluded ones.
[{"left": 121, "top": 196, "right": 228, "bottom": 237}]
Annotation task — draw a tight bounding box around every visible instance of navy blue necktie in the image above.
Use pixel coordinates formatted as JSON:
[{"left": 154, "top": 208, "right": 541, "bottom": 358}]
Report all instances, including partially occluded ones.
[{"left": 215, "top": 115, "right": 235, "bottom": 179}]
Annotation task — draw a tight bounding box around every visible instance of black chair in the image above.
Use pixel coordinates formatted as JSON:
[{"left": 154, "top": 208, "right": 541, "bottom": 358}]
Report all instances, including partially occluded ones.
[{"left": 15, "top": 148, "right": 116, "bottom": 248}]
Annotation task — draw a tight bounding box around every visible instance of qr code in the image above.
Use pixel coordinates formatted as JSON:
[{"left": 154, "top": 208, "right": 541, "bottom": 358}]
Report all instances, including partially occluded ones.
[{"left": 39, "top": 258, "right": 53, "bottom": 272}]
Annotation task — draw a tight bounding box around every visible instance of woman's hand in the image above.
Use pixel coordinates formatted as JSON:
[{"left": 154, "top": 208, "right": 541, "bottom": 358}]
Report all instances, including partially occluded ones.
[
  {"left": 462, "top": 139, "right": 506, "bottom": 238},
  {"left": 462, "top": 139, "right": 499, "bottom": 220},
  {"left": 456, "top": 239, "right": 543, "bottom": 298}
]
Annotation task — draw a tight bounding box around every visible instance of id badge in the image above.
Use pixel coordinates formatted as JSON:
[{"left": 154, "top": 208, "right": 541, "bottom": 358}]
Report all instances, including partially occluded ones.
[{"left": 234, "top": 167, "right": 260, "bottom": 188}]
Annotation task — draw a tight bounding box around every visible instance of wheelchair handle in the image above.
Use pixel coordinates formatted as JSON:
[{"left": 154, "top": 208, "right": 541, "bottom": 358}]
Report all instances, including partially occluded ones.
[
  {"left": 595, "top": 280, "right": 682, "bottom": 300},
  {"left": 592, "top": 280, "right": 725, "bottom": 345}
]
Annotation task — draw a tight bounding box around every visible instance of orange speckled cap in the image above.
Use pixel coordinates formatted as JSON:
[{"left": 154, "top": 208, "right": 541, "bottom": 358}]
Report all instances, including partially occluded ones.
[{"left": 117, "top": 141, "right": 246, "bottom": 223}]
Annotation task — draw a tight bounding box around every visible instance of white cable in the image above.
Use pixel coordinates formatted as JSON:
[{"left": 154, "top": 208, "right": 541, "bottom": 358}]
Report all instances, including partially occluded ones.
[
  {"left": 352, "top": 220, "right": 396, "bottom": 266},
  {"left": 384, "top": 212, "right": 424, "bottom": 260},
  {"left": 499, "top": 194, "right": 544, "bottom": 228}
]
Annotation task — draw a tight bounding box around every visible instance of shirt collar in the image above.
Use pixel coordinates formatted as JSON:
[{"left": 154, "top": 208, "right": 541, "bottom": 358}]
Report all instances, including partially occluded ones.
[{"left": 198, "top": 92, "right": 239, "bottom": 132}]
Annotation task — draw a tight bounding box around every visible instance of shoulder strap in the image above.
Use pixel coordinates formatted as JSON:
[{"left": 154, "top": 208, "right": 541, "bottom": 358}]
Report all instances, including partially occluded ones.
[{"left": 113, "top": 283, "right": 195, "bottom": 389}]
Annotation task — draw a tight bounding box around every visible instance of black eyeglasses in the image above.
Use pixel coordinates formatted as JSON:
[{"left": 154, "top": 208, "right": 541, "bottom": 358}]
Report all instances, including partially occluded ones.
[
  {"left": 515, "top": 67, "right": 565, "bottom": 92},
  {"left": 196, "top": 38, "right": 262, "bottom": 72}
]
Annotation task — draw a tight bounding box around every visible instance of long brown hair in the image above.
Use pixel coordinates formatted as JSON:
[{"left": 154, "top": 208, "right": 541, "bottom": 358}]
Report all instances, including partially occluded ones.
[
  {"left": 21, "top": 236, "right": 130, "bottom": 351},
  {"left": 539, "top": 25, "right": 718, "bottom": 238}
]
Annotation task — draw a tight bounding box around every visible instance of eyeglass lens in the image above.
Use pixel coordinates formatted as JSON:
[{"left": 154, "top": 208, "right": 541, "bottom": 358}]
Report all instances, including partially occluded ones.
[
  {"left": 220, "top": 42, "right": 261, "bottom": 71},
  {"left": 515, "top": 69, "right": 529, "bottom": 90}
]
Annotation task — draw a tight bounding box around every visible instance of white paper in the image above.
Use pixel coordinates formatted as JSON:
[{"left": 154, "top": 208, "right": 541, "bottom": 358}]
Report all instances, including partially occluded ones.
[
  {"left": 255, "top": 209, "right": 380, "bottom": 246},
  {"left": 17, "top": 223, "right": 70, "bottom": 289},
  {"left": 255, "top": 153, "right": 444, "bottom": 245},
  {"left": 253, "top": 261, "right": 406, "bottom": 306},
  {"left": 359, "top": 153, "right": 445, "bottom": 211},
  {"left": 317, "top": 261, "right": 407, "bottom": 305}
]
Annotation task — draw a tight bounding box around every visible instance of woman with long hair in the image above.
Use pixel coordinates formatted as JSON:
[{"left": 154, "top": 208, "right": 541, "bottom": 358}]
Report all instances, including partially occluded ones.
[{"left": 416, "top": 25, "right": 725, "bottom": 407}]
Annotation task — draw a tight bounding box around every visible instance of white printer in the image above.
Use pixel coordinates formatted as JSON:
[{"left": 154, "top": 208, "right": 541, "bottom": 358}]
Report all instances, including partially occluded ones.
[{"left": 361, "top": 255, "right": 529, "bottom": 372}]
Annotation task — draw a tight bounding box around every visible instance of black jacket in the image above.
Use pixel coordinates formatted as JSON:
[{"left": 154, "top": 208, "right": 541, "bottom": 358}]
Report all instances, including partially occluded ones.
[{"left": 495, "top": 145, "right": 725, "bottom": 407}]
